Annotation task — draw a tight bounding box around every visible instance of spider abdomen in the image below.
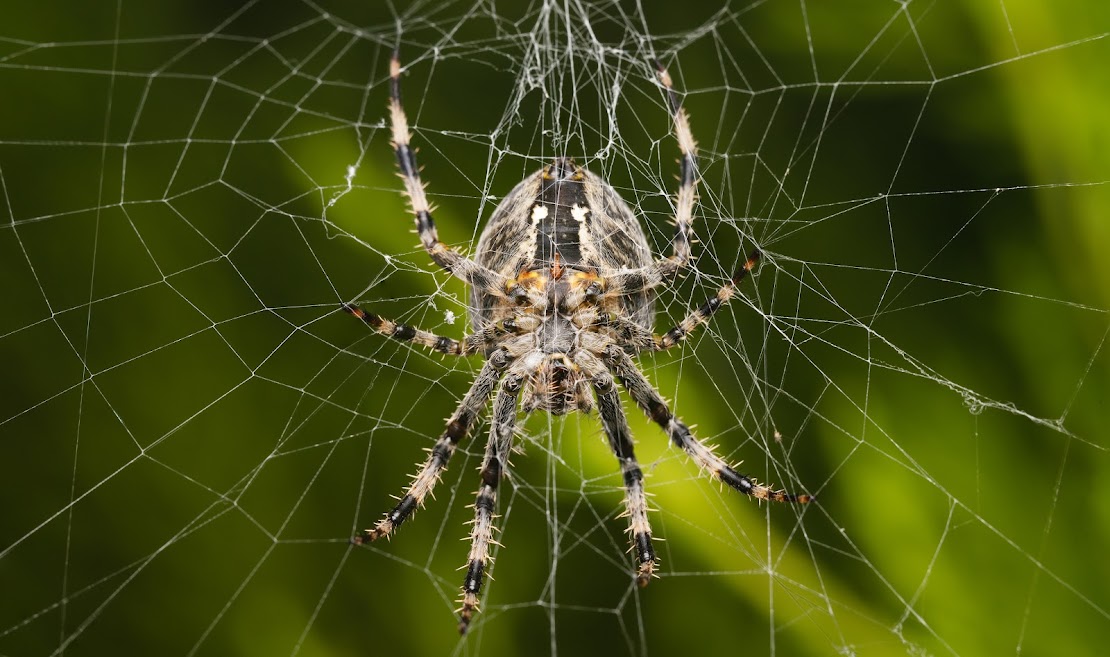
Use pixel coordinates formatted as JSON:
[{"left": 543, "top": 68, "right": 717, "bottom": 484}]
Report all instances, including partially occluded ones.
[{"left": 470, "top": 157, "right": 656, "bottom": 331}]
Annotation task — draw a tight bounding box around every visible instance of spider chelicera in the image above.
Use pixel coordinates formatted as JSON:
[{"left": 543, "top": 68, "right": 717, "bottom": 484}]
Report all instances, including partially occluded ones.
[{"left": 346, "top": 50, "right": 812, "bottom": 634}]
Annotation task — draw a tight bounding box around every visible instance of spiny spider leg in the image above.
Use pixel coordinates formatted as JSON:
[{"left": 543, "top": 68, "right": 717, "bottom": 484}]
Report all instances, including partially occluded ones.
[
  {"left": 606, "top": 60, "right": 699, "bottom": 295},
  {"left": 601, "top": 344, "right": 812, "bottom": 504},
  {"left": 457, "top": 365, "right": 525, "bottom": 634},
  {"left": 655, "top": 59, "right": 697, "bottom": 276},
  {"left": 343, "top": 303, "right": 472, "bottom": 355},
  {"left": 655, "top": 249, "right": 762, "bottom": 351},
  {"left": 388, "top": 51, "right": 503, "bottom": 293},
  {"left": 342, "top": 303, "right": 516, "bottom": 356},
  {"left": 594, "top": 250, "right": 761, "bottom": 354},
  {"left": 576, "top": 351, "right": 657, "bottom": 586},
  {"left": 351, "top": 347, "right": 513, "bottom": 543}
]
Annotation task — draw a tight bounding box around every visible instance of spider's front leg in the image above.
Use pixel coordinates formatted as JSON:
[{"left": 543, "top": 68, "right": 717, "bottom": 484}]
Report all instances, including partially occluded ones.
[
  {"left": 457, "top": 365, "right": 525, "bottom": 634},
  {"left": 602, "top": 344, "right": 812, "bottom": 504},
  {"left": 576, "top": 351, "right": 658, "bottom": 586},
  {"left": 388, "top": 51, "right": 503, "bottom": 293},
  {"left": 351, "top": 347, "right": 513, "bottom": 543}
]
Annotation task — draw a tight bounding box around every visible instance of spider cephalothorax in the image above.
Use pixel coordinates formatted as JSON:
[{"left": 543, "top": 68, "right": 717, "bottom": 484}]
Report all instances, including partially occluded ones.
[{"left": 346, "top": 50, "right": 812, "bottom": 634}]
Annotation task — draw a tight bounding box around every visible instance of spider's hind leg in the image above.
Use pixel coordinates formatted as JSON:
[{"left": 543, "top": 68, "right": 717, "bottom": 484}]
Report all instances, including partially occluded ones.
[
  {"left": 387, "top": 51, "right": 503, "bottom": 293},
  {"left": 654, "top": 60, "right": 698, "bottom": 279},
  {"left": 607, "top": 60, "right": 699, "bottom": 298}
]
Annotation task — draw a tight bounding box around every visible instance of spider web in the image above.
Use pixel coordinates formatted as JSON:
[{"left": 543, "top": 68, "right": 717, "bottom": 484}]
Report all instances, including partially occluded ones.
[{"left": 2, "top": 1, "right": 1108, "bottom": 655}]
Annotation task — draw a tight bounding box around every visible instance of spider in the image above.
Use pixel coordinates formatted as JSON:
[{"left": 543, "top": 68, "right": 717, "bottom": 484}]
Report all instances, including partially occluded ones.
[{"left": 346, "top": 50, "right": 812, "bottom": 634}]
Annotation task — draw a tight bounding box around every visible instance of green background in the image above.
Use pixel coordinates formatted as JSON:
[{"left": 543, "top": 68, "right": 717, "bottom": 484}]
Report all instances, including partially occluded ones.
[{"left": 2, "top": 2, "right": 1107, "bottom": 656}]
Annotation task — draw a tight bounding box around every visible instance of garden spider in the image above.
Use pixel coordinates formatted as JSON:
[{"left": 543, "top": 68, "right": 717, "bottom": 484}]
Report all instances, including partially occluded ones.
[{"left": 347, "top": 50, "right": 812, "bottom": 634}]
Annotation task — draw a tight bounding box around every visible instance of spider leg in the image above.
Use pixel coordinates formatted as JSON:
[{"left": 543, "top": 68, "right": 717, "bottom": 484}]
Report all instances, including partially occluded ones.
[
  {"left": 600, "top": 344, "right": 812, "bottom": 504},
  {"left": 389, "top": 51, "right": 503, "bottom": 293},
  {"left": 351, "top": 347, "right": 513, "bottom": 543},
  {"left": 343, "top": 303, "right": 472, "bottom": 355},
  {"left": 654, "top": 249, "right": 761, "bottom": 351},
  {"left": 602, "top": 61, "right": 698, "bottom": 296},
  {"left": 457, "top": 365, "right": 526, "bottom": 634},
  {"left": 590, "top": 250, "right": 760, "bottom": 354},
  {"left": 655, "top": 60, "right": 697, "bottom": 278},
  {"left": 575, "top": 351, "right": 657, "bottom": 586},
  {"left": 343, "top": 302, "right": 515, "bottom": 356}
]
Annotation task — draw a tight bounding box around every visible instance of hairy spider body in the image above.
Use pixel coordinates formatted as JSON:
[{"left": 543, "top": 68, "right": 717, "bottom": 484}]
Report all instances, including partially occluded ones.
[
  {"left": 473, "top": 157, "right": 656, "bottom": 415},
  {"left": 347, "top": 51, "right": 812, "bottom": 635},
  {"left": 473, "top": 158, "right": 656, "bottom": 328}
]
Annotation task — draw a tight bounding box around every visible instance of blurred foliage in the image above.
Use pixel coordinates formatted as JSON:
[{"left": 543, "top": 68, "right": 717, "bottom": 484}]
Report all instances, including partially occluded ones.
[{"left": 1, "top": 2, "right": 1107, "bottom": 656}]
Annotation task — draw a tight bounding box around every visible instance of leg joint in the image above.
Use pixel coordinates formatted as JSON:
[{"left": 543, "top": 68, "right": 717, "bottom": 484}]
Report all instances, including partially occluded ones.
[
  {"left": 591, "top": 370, "right": 615, "bottom": 391},
  {"left": 474, "top": 488, "right": 497, "bottom": 513},
  {"left": 502, "top": 373, "right": 524, "bottom": 393},
  {"left": 479, "top": 461, "right": 501, "bottom": 488},
  {"left": 487, "top": 347, "right": 511, "bottom": 370},
  {"left": 463, "top": 560, "right": 485, "bottom": 594},
  {"left": 622, "top": 463, "right": 644, "bottom": 489}
]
